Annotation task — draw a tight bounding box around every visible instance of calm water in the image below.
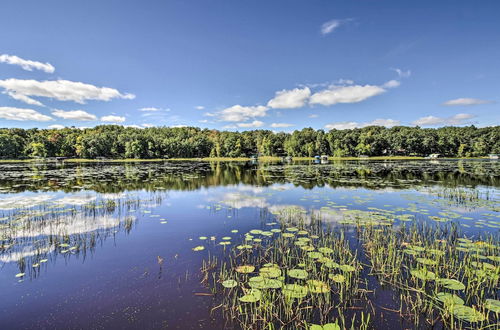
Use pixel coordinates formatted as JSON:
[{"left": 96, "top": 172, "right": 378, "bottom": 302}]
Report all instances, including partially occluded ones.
[{"left": 0, "top": 160, "right": 498, "bottom": 329}]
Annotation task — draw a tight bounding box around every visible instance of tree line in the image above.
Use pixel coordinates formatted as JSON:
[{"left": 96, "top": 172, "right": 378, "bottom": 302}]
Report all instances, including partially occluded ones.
[{"left": 0, "top": 125, "right": 498, "bottom": 159}]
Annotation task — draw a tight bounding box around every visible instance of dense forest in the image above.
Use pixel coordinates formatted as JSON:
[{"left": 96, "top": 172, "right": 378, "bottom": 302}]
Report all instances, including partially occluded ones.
[{"left": 0, "top": 125, "right": 499, "bottom": 159}]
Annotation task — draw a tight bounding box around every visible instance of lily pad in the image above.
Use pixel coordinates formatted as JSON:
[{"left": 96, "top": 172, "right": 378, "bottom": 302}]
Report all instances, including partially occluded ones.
[
  {"left": 329, "top": 274, "right": 345, "bottom": 283},
  {"left": 236, "top": 265, "right": 255, "bottom": 273},
  {"left": 451, "top": 305, "right": 485, "bottom": 322},
  {"left": 260, "top": 266, "right": 281, "bottom": 278},
  {"left": 306, "top": 280, "right": 330, "bottom": 293},
  {"left": 410, "top": 268, "right": 436, "bottom": 281},
  {"left": 283, "top": 284, "right": 308, "bottom": 299},
  {"left": 484, "top": 299, "right": 500, "bottom": 313},
  {"left": 239, "top": 289, "right": 262, "bottom": 303},
  {"left": 192, "top": 246, "right": 205, "bottom": 251},
  {"left": 288, "top": 269, "right": 309, "bottom": 279},
  {"left": 437, "top": 278, "right": 465, "bottom": 290},
  {"left": 436, "top": 292, "right": 464, "bottom": 306},
  {"left": 222, "top": 279, "right": 238, "bottom": 288}
]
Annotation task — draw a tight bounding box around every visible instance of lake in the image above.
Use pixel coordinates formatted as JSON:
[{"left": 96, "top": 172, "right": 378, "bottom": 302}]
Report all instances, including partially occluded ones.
[{"left": 0, "top": 159, "right": 499, "bottom": 329}]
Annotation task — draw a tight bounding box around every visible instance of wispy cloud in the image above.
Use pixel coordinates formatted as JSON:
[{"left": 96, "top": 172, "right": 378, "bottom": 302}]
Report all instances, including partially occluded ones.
[
  {"left": 48, "top": 124, "right": 65, "bottom": 129},
  {"left": 270, "top": 123, "right": 294, "bottom": 128},
  {"left": 412, "top": 113, "right": 475, "bottom": 126},
  {"left": 325, "top": 118, "right": 400, "bottom": 130},
  {"left": 442, "top": 98, "right": 493, "bottom": 106},
  {"left": 391, "top": 68, "right": 411, "bottom": 78},
  {"left": 0, "top": 106, "right": 52, "bottom": 121},
  {"left": 320, "top": 19, "right": 352, "bottom": 35},
  {"left": 0, "top": 54, "right": 55, "bottom": 73},
  {"left": 52, "top": 109, "right": 97, "bottom": 121},
  {"left": 139, "top": 107, "right": 162, "bottom": 112},
  {"left": 195, "top": 105, "right": 205, "bottom": 110},
  {"left": 0, "top": 79, "right": 135, "bottom": 106},
  {"left": 236, "top": 120, "right": 264, "bottom": 128}
]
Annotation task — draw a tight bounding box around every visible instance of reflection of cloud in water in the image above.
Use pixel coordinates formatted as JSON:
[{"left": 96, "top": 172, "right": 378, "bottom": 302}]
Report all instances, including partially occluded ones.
[
  {"left": 1, "top": 215, "right": 128, "bottom": 238},
  {"left": 0, "top": 195, "right": 53, "bottom": 210},
  {"left": 236, "top": 186, "right": 265, "bottom": 194},
  {"left": 100, "top": 192, "right": 129, "bottom": 199},
  {"left": 270, "top": 185, "right": 292, "bottom": 191},
  {"left": 54, "top": 194, "right": 97, "bottom": 205},
  {"left": 268, "top": 204, "right": 346, "bottom": 225},
  {"left": 0, "top": 245, "right": 55, "bottom": 263},
  {"left": 222, "top": 193, "right": 269, "bottom": 209}
]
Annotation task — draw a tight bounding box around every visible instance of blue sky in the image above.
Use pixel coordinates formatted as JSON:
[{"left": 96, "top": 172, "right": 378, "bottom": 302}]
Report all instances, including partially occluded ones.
[{"left": 0, "top": 0, "right": 498, "bottom": 131}]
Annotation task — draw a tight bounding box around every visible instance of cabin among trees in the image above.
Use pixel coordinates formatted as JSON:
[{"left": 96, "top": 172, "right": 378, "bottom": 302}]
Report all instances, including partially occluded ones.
[{"left": 0, "top": 125, "right": 498, "bottom": 159}]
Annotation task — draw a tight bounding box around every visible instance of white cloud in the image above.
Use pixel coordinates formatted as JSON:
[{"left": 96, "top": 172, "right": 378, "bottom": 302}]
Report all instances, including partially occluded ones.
[
  {"left": 171, "top": 124, "right": 187, "bottom": 128},
  {"left": 0, "top": 106, "right": 52, "bottom": 121},
  {"left": 412, "top": 113, "right": 475, "bottom": 126},
  {"left": 142, "top": 123, "right": 155, "bottom": 128},
  {"left": 310, "top": 84, "right": 386, "bottom": 106},
  {"left": 0, "top": 79, "right": 135, "bottom": 106},
  {"left": 48, "top": 124, "right": 65, "bottom": 129},
  {"left": 0, "top": 54, "right": 55, "bottom": 73},
  {"left": 139, "top": 107, "right": 161, "bottom": 112},
  {"left": 101, "top": 115, "right": 126, "bottom": 123},
  {"left": 442, "top": 98, "right": 493, "bottom": 106},
  {"left": 321, "top": 19, "right": 351, "bottom": 35},
  {"left": 391, "top": 68, "right": 411, "bottom": 78},
  {"left": 270, "top": 123, "right": 294, "bottom": 128},
  {"left": 267, "top": 87, "right": 311, "bottom": 109},
  {"left": 325, "top": 118, "right": 400, "bottom": 130},
  {"left": 195, "top": 105, "right": 205, "bottom": 110},
  {"left": 237, "top": 120, "right": 264, "bottom": 128},
  {"left": 215, "top": 105, "right": 268, "bottom": 122},
  {"left": 309, "top": 114, "right": 319, "bottom": 118},
  {"left": 382, "top": 80, "right": 401, "bottom": 88},
  {"left": 52, "top": 109, "right": 97, "bottom": 121},
  {"left": 325, "top": 121, "right": 359, "bottom": 130}
]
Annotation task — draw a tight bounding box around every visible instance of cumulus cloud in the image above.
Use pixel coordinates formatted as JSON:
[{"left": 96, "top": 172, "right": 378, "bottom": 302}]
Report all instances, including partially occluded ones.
[
  {"left": 321, "top": 19, "right": 351, "bottom": 35},
  {"left": 213, "top": 105, "right": 268, "bottom": 122},
  {"left": 412, "top": 113, "right": 475, "bottom": 126},
  {"left": 0, "top": 106, "right": 52, "bottom": 121},
  {"left": 101, "top": 115, "right": 126, "bottom": 123},
  {"left": 237, "top": 120, "right": 264, "bottom": 128},
  {"left": 270, "top": 123, "right": 294, "bottom": 128},
  {"left": 325, "top": 118, "right": 400, "bottom": 130},
  {"left": 310, "top": 84, "right": 386, "bottom": 106},
  {"left": 267, "top": 87, "right": 311, "bottom": 109},
  {"left": 0, "top": 54, "right": 55, "bottom": 73},
  {"left": 52, "top": 109, "right": 97, "bottom": 121},
  {"left": 0, "top": 79, "right": 135, "bottom": 106},
  {"left": 442, "top": 98, "right": 493, "bottom": 106},
  {"left": 195, "top": 105, "right": 205, "bottom": 110}
]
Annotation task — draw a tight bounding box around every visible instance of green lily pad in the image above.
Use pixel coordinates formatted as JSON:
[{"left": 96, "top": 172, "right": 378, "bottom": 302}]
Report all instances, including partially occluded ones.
[
  {"left": 239, "top": 289, "right": 262, "bottom": 303},
  {"left": 306, "top": 280, "right": 330, "bottom": 293},
  {"left": 451, "top": 305, "right": 485, "bottom": 322},
  {"left": 318, "top": 247, "right": 334, "bottom": 254},
  {"left": 437, "top": 278, "right": 465, "bottom": 290},
  {"left": 416, "top": 257, "right": 437, "bottom": 266},
  {"left": 192, "top": 246, "right": 205, "bottom": 251},
  {"left": 260, "top": 266, "right": 281, "bottom": 278},
  {"left": 484, "top": 299, "right": 500, "bottom": 313},
  {"left": 339, "top": 264, "right": 356, "bottom": 272},
  {"left": 436, "top": 292, "right": 464, "bottom": 306},
  {"left": 410, "top": 268, "right": 436, "bottom": 281},
  {"left": 222, "top": 279, "right": 238, "bottom": 288},
  {"left": 307, "top": 252, "right": 323, "bottom": 259},
  {"left": 329, "top": 274, "right": 345, "bottom": 283},
  {"left": 283, "top": 284, "right": 308, "bottom": 299},
  {"left": 288, "top": 269, "right": 309, "bottom": 279},
  {"left": 236, "top": 265, "right": 255, "bottom": 273},
  {"left": 236, "top": 244, "right": 253, "bottom": 250},
  {"left": 15, "top": 273, "right": 25, "bottom": 278},
  {"left": 282, "top": 233, "right": 295, "bottom": 238},
  {"left": 249, "top": 229, "right": 262, "bottom": 235}
]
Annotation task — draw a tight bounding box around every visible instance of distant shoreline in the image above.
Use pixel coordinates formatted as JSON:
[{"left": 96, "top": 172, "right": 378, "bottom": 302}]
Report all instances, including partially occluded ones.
[{"left": 0, "top": 156, "right": 493, "bottom": 163}]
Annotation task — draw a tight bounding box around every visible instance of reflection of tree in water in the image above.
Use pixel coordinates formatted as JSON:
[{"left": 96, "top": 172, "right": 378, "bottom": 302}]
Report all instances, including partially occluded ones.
[
  {"left": 0, "top": 160, "right": 498, "bottom": 194},
  {"left": 0, "top": 194, "right": 163, "bottom": 280}
]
